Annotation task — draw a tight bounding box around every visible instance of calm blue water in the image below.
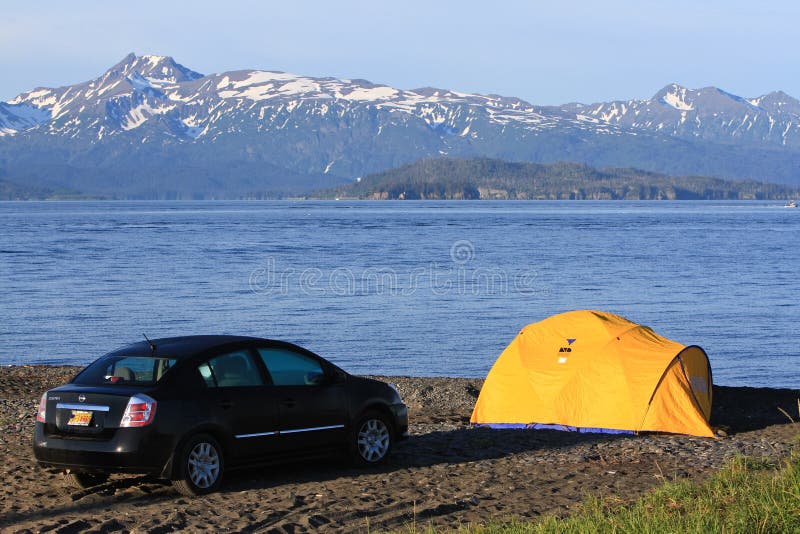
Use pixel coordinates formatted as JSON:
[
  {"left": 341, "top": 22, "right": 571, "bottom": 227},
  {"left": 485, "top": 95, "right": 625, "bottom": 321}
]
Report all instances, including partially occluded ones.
[{"left": 0, "top": 201, "right": 797, "bottom": 388}]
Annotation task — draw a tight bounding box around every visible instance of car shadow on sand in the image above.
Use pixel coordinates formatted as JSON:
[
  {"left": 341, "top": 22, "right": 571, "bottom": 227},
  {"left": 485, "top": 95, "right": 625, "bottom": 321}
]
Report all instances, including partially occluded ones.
[{"left": 221, "top": 425, "right": 627, "bottom": 492}]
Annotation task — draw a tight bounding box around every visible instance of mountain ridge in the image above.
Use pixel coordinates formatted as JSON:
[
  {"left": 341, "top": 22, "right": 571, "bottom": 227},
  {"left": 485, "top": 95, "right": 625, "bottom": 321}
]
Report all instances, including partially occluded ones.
[
  {"left": 549, "top": 83, "right": 800, "bottom": 149},
  {"left": 1, "top": 54, "right": 799, "bottom": 198}
]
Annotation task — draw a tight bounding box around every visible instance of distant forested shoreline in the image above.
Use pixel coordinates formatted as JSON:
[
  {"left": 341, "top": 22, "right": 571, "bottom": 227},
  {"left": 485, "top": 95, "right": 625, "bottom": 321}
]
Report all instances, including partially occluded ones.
[{"left": 316, "top": 158, "right": 800, "bottom": 201}]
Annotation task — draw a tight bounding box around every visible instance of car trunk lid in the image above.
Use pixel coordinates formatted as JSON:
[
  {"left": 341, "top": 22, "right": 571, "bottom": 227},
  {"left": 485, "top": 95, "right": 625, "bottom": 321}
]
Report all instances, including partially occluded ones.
[{"left": 44, "top": 385, "right": 152, "bottom": 439}]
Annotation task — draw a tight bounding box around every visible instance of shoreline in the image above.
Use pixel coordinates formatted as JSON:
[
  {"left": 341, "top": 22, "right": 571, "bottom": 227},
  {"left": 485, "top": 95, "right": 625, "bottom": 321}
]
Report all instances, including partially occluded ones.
[
  {"left": 2, "top": 365, "right": 799, "bottom": 532},
  {"left": 2, "top": 198, "right": 799, "bottom": 202},
  {"left": 4, "top": 364, "right": 799, "bottom": 392}
]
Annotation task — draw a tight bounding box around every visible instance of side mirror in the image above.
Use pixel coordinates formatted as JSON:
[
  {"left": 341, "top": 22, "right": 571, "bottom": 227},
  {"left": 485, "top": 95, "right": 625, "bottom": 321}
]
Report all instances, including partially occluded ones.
[
  {"left": 332, "top": 369, "right": 348, "bottom": 383},
  {"left": 305, "top": 372, "right": 329, "bottom": 386}
]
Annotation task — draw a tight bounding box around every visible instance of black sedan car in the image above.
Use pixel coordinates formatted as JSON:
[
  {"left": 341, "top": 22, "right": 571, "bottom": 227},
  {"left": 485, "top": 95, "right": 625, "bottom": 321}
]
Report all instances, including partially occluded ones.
[{"left": 33, "top": 335, "right": 408, "bottom": 496}]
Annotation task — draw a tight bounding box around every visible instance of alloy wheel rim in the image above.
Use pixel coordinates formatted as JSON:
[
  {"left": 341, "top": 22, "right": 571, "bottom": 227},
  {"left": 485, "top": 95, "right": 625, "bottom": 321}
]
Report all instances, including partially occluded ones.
[
  {"left": 187, "top": 442, "right": 220, "bottom": 488},
  {"left": 357, "top": 419, "right": 390, "bottom": 462}
]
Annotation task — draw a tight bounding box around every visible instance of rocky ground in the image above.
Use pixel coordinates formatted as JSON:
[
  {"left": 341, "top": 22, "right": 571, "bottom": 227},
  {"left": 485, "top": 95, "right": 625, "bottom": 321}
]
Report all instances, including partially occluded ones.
[{"left": 1, "top": 366, "right": 798, "bottom": 533}]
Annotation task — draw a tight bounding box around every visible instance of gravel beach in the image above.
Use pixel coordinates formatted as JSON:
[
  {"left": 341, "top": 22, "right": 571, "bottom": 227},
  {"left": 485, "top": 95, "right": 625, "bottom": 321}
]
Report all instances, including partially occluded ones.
[{"left": 1, "top": 366, "right": 798, "bottom": 533}]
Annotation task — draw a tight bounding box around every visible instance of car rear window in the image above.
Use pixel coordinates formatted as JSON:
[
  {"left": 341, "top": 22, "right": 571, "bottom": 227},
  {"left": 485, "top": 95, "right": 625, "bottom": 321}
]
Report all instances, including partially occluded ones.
[{"left": 73, "top": 355, "right": 178, "bottom": 386}]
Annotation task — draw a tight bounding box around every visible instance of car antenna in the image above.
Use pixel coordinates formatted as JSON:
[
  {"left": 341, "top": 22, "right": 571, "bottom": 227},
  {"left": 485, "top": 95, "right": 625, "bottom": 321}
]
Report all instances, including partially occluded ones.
[{"left": 143, "top": 333, "right": 156, "bottom": 354}]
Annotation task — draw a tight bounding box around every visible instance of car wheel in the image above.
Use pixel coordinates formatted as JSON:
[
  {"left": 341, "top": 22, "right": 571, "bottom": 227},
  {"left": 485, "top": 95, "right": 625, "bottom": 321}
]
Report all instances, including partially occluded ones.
[
  {"left": 171, "top": 433, "right": 224, "bottom": 496},
  {"left": 63, "top": 470, "right": 109, "bottom": 489},
  {"left": 351, "top": 411, "right": 392, "bottom": 465}
]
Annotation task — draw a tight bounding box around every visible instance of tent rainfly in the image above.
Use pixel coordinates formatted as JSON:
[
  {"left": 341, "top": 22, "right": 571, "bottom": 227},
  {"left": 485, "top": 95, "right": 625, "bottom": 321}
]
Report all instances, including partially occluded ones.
[{"left": 470, "top": 310, "right": 714, "bottom": 437}]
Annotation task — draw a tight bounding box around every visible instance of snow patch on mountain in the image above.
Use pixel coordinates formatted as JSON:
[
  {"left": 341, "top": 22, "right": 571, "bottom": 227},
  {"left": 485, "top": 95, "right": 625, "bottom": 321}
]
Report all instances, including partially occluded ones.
[
  {"left": 279, "top": 79, "right": 323, "bottom": 95},
  {"left": 232, "top": 71, "right": 299, "bottom": 88},
  {"left": 114, "top": 97, "right": 176, "bottom": 131},
  {"left": 10, "top": 89, "right": 57, "bottom": 108},
  {"left": 340, "top": 86, "right": 398, "bottom": 101},
  {"left": 661, "top": 86, "right": 694, "bottom": 110}
]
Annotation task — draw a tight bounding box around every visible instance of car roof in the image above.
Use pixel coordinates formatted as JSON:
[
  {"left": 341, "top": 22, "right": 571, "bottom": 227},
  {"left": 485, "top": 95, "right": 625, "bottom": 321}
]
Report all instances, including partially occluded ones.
[{"left": 108, "top": 335, "right": 270, "bottom": 359}]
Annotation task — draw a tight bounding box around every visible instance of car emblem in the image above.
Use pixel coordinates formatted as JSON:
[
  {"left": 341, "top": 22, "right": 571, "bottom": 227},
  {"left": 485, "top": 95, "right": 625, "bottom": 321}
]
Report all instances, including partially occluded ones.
[{"left": 78, "top": 394, "right": 86, "bottom": 403}]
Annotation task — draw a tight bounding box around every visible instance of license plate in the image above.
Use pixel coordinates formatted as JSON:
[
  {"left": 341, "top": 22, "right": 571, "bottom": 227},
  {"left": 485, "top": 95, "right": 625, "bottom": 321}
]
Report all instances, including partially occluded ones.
[{"left": 68, "top": 410, "right": 93, "bottom": 426}]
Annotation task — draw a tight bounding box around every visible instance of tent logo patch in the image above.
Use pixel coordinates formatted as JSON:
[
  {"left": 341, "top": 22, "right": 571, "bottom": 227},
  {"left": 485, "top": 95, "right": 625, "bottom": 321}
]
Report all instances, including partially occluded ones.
[{"left": 559, "top": 339, "right": 576, "bottom": 353}]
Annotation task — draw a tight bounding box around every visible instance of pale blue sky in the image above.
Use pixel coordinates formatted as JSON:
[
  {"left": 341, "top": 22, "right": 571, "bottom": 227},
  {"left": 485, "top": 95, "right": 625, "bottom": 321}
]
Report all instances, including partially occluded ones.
[{"left": 2, "top": 0, "right": 797, "bottom": 105}]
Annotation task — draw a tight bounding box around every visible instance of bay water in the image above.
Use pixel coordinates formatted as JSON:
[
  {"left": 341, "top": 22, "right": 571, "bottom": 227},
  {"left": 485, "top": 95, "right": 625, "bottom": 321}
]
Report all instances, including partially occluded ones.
[{"left": 0, "top": 200, "right": 797, "bottom": 388}]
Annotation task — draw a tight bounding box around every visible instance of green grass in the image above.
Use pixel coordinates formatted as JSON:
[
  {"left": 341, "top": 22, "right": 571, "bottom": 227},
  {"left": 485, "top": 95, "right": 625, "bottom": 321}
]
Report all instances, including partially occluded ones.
[{"left": 402, "top": 452, "right": 800, "bottom": 534}]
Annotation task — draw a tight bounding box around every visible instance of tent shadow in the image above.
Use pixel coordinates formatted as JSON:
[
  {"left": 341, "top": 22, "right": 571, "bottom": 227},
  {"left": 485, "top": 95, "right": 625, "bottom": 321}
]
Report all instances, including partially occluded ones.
[{"left": 711, "top": 385, "right": 800, "bottom": 433}]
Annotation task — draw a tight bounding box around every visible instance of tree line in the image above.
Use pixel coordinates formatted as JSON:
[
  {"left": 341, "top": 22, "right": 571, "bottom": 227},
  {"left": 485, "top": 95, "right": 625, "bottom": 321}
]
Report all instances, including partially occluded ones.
[{"left": 319, "top": 158, "right": 799, "bottom": 200}]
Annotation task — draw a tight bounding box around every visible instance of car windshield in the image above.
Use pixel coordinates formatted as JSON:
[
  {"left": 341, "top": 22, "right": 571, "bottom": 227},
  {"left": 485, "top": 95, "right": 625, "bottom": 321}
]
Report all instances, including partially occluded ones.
[{"left": 73, "top": 355, "right": 178, "bottom": 386}]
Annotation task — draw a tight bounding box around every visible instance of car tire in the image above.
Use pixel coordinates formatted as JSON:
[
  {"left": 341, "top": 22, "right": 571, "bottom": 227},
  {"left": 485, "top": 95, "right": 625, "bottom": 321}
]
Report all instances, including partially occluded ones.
[
  {"left": 351, "top": 410, "right": 393, "bottom": 466},
  {"left": 171, "top": 433, "right": 224, "bottom": 496},
  {"left": 63, "top": 470, "right": 109, "bottom": 489}
]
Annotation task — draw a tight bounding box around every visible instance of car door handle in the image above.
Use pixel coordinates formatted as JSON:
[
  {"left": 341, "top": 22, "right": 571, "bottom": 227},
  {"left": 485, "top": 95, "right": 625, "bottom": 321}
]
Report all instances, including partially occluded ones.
[
  {"left": 219, "top": 400, "right": 234, "bottom": 410},
  {"left": 281, "top": 398, "right": 296, "bottom": 408}
]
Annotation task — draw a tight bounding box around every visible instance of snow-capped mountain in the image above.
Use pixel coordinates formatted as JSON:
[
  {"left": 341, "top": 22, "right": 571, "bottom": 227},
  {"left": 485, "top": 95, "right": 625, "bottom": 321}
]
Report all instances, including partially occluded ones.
[
  {"left": 549, "top": 84, "right": 800, "bottom": 148},
  {"left": 4, "top": 54, "right": 203, "bottom": 139},
  {"left": 0, "top": 53, "right": 588, "bottom": 144},
  {"left": 1, "top": 54, "right": 798, "bottom": 197}
]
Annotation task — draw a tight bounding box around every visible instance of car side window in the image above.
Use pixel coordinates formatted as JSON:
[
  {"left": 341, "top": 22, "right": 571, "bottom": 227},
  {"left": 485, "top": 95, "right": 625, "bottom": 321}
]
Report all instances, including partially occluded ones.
[
  {"left": 199, "top": 350, "right": 264, "bottom": 388},
  {"left": 197, "top": 362, "right": 215, "bottom": 387},
  {"left": 257, "top": 347, "right": 325, "bottom": 386}
]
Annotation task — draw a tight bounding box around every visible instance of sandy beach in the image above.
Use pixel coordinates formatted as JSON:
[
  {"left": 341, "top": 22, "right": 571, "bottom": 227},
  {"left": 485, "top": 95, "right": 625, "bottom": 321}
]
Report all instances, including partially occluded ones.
[{"left": 1, "top": 366, "right": 798, "bottom": 533}]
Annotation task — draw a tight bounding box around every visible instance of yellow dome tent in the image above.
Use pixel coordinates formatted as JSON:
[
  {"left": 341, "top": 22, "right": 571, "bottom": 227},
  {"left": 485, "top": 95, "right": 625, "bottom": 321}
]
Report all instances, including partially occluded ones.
[{"left": 470, "top": 310, "right": 714, "bottom": 437}]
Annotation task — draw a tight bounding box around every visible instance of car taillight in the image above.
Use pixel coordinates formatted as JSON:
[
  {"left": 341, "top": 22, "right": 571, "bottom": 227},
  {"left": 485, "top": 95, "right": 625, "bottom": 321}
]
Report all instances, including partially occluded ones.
[
  {"left": 36, "top": 392, "right": 47, "bottom": 423},
  {"left": 120, "top": 394, "right": 156, "bottom": 427}
]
